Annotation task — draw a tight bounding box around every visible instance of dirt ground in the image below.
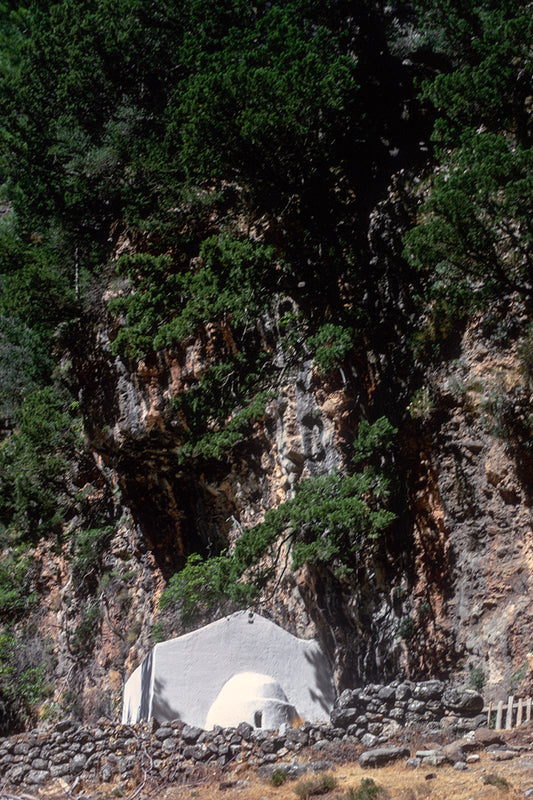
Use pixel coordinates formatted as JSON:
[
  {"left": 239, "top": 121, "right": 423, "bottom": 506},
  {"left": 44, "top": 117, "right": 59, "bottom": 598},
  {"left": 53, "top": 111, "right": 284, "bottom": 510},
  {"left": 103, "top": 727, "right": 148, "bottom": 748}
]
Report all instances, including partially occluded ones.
[{"left": 35, "top": 727, "right": 533, "bottom": 800}]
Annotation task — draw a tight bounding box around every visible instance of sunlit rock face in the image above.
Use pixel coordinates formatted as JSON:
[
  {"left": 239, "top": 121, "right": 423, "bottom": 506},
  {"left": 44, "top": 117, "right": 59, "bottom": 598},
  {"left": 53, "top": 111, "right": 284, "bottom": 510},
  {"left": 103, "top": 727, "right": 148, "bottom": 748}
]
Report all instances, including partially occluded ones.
[{"left": 122, "top": 611, "right": 335, "bottom": 728}]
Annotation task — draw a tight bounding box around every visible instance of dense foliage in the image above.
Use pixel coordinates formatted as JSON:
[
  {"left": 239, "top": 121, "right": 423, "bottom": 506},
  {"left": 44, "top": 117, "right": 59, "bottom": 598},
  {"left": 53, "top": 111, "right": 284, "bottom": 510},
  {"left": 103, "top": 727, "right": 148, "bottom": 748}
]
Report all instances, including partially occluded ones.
[{"left": 403, "top": 0, "right": 533, "bottom": 344}]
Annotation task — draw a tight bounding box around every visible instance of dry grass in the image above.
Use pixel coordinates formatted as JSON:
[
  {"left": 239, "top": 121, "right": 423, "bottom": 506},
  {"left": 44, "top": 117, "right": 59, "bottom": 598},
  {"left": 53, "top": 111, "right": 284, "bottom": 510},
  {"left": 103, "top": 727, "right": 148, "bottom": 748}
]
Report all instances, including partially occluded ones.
[
  {"left": 36, "top": 731, "right": 533, "bottom": 800},
  {"left": 69, "top": 747, "right": 531, "bottom": 800}
]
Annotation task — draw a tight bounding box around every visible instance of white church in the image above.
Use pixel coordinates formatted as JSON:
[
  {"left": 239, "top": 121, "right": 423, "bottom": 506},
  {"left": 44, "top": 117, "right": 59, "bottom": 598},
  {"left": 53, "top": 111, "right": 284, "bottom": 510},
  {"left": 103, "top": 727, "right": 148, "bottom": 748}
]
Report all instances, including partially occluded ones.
[{"left": 122, "top": 611, "right": 335, "bottom": 729}]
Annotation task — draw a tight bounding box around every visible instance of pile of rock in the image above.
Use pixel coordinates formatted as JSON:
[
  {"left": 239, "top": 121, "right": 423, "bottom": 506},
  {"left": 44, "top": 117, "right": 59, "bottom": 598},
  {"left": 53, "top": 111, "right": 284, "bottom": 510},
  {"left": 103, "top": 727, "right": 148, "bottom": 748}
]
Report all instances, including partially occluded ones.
[
  {"left": 330, "top": 680, "right": 485, "bottom": 746},
  {"left": 0, "top": 680, "right": 487, "bottom": 788},
  {"left": 361, "top": 726, "right": 507, "bottom": 770},
  {"left": 0, "top": 717, "right": 315, "bottom": 787}
]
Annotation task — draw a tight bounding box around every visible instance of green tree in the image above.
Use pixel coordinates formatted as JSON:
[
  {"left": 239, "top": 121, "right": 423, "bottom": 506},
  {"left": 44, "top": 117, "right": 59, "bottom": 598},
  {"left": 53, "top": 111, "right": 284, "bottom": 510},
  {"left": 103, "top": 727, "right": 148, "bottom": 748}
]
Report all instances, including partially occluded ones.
[
  {"left": 404, "top": 134, "right": 533, "bottom": 310},
  {"left": 416, "top": 1, "right": 533, "bottom": 146},
  {"left": 403, "top": 0, "right": 533, "bottom": 336},
  {"left": 0, "top": 386, "right": 81, "bottom": 541},
  {"left": 0, "top": 316, "right": 51, "bottom": 424}
]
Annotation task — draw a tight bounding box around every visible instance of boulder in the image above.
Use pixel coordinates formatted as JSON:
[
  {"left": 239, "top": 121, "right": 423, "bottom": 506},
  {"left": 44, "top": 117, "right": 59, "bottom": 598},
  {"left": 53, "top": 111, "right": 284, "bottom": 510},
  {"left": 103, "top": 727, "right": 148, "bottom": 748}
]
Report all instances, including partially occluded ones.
[
  {"left": 330, "top": 708, "right": 359, "bottom": 729},
  {"left": 286, "top": 727, "right": 308, "bottom": 745},
  {"left": 454, "top": 736, "right": 479, "bottom": 753},
  {"left": 395, "top": 682, "right": 413, "bottom": 701},
  {"left": 70, "top": 753, "right": 87, "bottom": 774},
  {"left": 389, "top": 707, "right": 405, "bottom": 722},
  {"left": 154, "top": 725, "right": 173, "bottom": 740},
  {"left": 237, "top": 721, "right": 253, "bottom": 740},
  {"left": 25, "top": 769, "right": 49, "bottom": 786},
  {"left": 443, "top": 742, "right": 465, "bottom": 764},
  {"left": 377, "top": 686, "right": 397, "bottom": 703},
  {"left": 442, "top": 688, "right": 483, "bottom": 715},
  {"left": 413, "top": 681, "right": 444, "bottom": 701},
  {"left": 473, "top": 727, "right": 504, "bottom": 747},
  {"left": 361, "top": 733, "right": 380, "bottom": 748},
  {"left": 257, "top": 762, "right": 307, "bottom": 779},
  {"left": 421, "top": 753, "right": 446, "bottom": 767},
  {"left": 161, "top": 737, "right": 176, "bottom": 754},
  {"left": 336, "top": 689, "right": 358, "bottom": 709},
  {"left": 49, "top": 763, "right": 71, "bottom": 778},
  {"left": 489, "top": 750, "right": 516, "bottom": 761},
  {"left": 183, "top": 744, "right": 209, "bottom": 761},
  {"left": 9, "top": 764, "right": 29, "bottom": 783},
  {"left": 359, "top": 746, "right": 410, "bottom": 768},
  {"left": 182, "top": 725, "right": 203, "bottom": 743}
]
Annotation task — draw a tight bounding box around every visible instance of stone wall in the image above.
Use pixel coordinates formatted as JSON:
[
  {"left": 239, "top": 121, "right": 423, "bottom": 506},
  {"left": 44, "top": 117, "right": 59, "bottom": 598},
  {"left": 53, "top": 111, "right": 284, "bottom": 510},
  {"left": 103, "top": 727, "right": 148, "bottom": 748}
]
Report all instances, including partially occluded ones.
[
  {"left": 330, "top": 680, "right": 485, "bottom": 747},
  {"left": 0, "top": 681, "right": 484, "bottom": 788}
]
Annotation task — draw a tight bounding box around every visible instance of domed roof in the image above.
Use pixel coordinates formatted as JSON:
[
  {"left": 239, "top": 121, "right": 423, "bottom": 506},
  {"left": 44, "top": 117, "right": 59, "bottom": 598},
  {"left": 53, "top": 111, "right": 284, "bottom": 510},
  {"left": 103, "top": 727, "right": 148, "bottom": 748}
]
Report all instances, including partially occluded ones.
[{"left": 205, "top": 671, "right": 299, "bottom": 729}]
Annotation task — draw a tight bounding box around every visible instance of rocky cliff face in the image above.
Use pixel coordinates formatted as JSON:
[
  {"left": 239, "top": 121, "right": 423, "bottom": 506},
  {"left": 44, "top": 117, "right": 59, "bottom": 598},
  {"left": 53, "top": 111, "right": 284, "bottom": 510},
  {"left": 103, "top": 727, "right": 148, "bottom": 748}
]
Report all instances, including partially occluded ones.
[
  {"left": 24, "top": 178, "right": 531, "bottom": 728},
  {"left": 404, "top": 320, "right": 533, "bottom": 699}
]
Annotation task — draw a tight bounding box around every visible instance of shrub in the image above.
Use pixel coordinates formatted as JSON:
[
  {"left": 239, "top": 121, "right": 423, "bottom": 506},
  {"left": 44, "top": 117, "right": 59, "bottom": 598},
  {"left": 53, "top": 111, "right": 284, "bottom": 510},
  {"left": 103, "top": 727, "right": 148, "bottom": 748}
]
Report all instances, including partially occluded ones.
[
  {"left": 0, "top": 315, "right": 51, "bottom": 425},
  {"left": 398, "top": 616, "right": 416, "bottom": 641},
  {"left": 294, "top": 773, "right": 338, "bottom": 799},
  {"left": 71, "top": 601, "right": 102, "bottom": 656},
  {"left": 174, "top": 386, "right": 272, "bottom": 462},
  {"left": 0, "top": 386, "right": 82, "bottom": 541},
  {"left": 151, "top": 619, "right": 170, "bottom": 644},
  {"left": 483, "top": 774, "right": 511, "bottom": 792},
  {"left": 270, "top": 768, "right": 289, "bottom": 787},
  {"left": 159, "top": 553, "right": 229, "bottom": 625},
  {"left": 70, "top": 525, "right": 114, "bottom": 589},
  {"left": 403, "top": 135, "right": 533, "bottom": 311},
  {"left": 308, "top": 323, "right": 353, "bottom": 376},
  {"left": 347, "top": 779, "right": 388, "bottom": 800},
  {"left": 110, "top": 236, "right": 275, "bottom": 360},
  {"left": 0, "top": 631, "right": 53, "bottom": 730},
  {"left": 0, "top": 550, "right": 37, "bottom": 618},
  {"left": 469, "top": 666, "right": 486, "bottom": 692}
]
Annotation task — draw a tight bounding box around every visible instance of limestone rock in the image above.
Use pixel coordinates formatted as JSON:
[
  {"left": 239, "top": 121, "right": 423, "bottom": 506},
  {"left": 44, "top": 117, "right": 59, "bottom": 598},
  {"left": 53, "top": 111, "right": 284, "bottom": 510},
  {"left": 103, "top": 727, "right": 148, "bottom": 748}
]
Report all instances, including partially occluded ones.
[
  {"left": 237, "top": 721, "right": 253, "bottom": 740},
  {"left": 413, "top": 681, "right": 444, "bottom": 701},
  {"left": 443, "top": 742, "right": 465, "bottom": 763},
  {"left": 395, "top": 682, "right": 413, "bottom": 701},
  {"left": 336, "top": 689, "right": 359, "bottom": 709},
  {"left": 360, "top": 733, "right": 380, "bottom": 748},
  {"left": 473, "top": 727, "right": 503, "bottom": 746},
  {"left": 489, "top": 750, "right": 516, "bottom": 761},
  {"left": 442, "top": 688, "right": 483, "bottom": 715},
  {"left": 26, "top": 769, "right": 49, "bottom": 785},
  {"left": 359, "top": 746, "right": 410, "bottom": 768},
  {"left": 330, "top": 708, "right": 358, "bottom": 729},
  {"left": 182, "top": 725, "right": 203, "bottom": 743}
]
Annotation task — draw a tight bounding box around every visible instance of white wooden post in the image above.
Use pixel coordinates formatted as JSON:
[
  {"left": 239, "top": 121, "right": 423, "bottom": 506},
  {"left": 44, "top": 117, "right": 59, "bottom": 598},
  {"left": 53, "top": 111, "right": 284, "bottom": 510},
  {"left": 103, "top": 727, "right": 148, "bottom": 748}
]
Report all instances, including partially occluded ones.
[
  {"left": 517, "top": 698, "right": 523, "bottom": 727},
  {"left": 496, "top": 700, "right": 504, "bottom": 730},
  {"left": 505, "top": 695, "right": 514, "bottom": 730}
]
